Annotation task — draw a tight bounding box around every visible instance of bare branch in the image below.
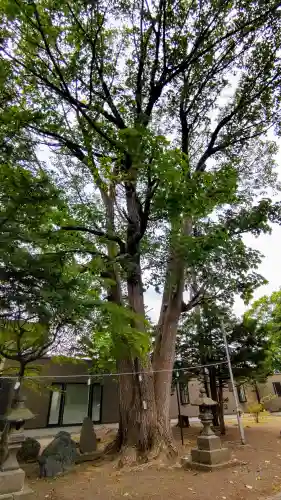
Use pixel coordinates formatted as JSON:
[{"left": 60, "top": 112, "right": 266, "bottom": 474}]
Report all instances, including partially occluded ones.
[
  {"left": 181, "top": 284, "right": 206, "bottom": 313},
  {"left": 195, "top": 109, "right": 237, "bottom": 171}
]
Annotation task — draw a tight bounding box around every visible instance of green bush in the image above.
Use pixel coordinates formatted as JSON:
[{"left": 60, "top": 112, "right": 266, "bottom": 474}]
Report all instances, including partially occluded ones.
[
  {"left": 247, "top": 402, "right": 265, "bottom": 423},
  {"left": 247, "top": 393, "right": 276, "bottom": 422}
]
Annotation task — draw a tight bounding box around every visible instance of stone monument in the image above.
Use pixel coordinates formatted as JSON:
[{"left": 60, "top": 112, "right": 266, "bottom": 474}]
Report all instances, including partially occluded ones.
[
  {"left": 182, "top": 389, "right": 231, "bottom": 471},
  {"left": 79, "top": 417, "right": 97, "bottom": 454},
  {"left": 38, "top": 431, "right": 78, "bottom": 478},
  {"left": 0, "top": 396, "right": 34, "bottom": 499}
]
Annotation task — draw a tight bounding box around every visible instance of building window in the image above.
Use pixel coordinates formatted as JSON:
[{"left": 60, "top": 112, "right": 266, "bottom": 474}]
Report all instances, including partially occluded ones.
[
  {"left": 48, "top": 383, "right": 102, "bottom": 426},
  {"left": 237, "top": 385, "right": 247, "bottom": 403},
  {"left": 273, "top": 382, "right": 281, "bottom": 397},
  {"left": 179, "top": 382, "right": 189, "bottom": 405},
  {"left": 48, "top": 384, "right": 63, "bottom": 425},
  {"left": 91, "top": 384, "right": 102, "bottom": 422},
  {"left": 62, "top": 384, "right": 89, "bottom": 425}
]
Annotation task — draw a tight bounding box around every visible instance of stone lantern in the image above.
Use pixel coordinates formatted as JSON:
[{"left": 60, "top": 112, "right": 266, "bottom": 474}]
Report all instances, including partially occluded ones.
[
  {"left": 195, "top": 392, "right": 218, "bottom": 437},
  {"left": 182, "top": 389, "right": 231, "bottom": 471},
  {"left": 0, "top": 396, "right": 34, "bottom": 499}
]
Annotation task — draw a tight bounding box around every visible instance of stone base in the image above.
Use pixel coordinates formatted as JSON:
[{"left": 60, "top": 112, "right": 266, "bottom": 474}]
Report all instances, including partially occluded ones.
[
  {"left": 0, "top": 469, "right": 25, "bottom": 495},
  {"left": 14, "top": 486, "right": 33, "bottom": 499},
  {"left": 182, "top": 456, "right": 234, "bottom": 471},
  {"left": 0, "top": 485, "right": 33, "bottom": 500},
  {"left": 191, "top": 446, "right": 231, "bottom": 465},
  {"left": 75, "top": 451, "right": 102, "bottom": 463},
  {"left": 197, "top": 435, "right": 222, "bottom": 451}
]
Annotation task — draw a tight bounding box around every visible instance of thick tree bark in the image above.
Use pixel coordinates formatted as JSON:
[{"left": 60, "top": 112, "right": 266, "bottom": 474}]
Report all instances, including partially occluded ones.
[
  {"left": 106, "top": 279, "right": 177, "bottom": 462},
  {"left": 218, "top": 378, "right": 226, "bottom": 435},
  {"left": 208, "top": 366, "right": 219, "bottom": 427},
  {"left": 105, "top": 184, "right": 178, "bottom": 463},
  {"left": 203, "top": 368, "right": 210, "bottom": 397},
  {"left": 152, "top": 219, "right": 193, "bottom": 456},
  {"left": 254, "top": 381, "right": 261, "bottom": 404}
]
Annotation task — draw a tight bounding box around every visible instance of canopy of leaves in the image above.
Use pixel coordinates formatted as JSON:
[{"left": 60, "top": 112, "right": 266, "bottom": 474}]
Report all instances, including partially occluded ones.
[
  {"left": 176, "top": 302, "right": 274, "bottom": 384},
  {"left": 245, "top": 290, "right": 281, "bottom": 372},
  {"left": 0, "top": 145, "right": 101, "bottom": 365},
  {"left": 0, "top": 0, "right": 281, "bottom": 364}
]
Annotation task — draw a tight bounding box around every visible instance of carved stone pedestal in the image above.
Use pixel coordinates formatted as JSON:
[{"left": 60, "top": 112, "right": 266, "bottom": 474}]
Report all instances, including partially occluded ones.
[
  {"left": 0, "top": 432, "right": 33, "bottom": 499},
  {"left": 0, "top": 469, "right": 33, "bottom": 499},
  {"left": 182, "top": 391, "right": 232, "bottom": 471},
  {"left": 182, "top": 434, "right": 231, "bottom": 471}
]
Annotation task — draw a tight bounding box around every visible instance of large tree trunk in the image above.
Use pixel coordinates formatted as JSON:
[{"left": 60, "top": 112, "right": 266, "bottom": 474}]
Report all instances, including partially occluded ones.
[
  {"left": 254, "top": 381, "right": 261, "bottom": 404},
  {"left": 116, "top": 357, "right": 157, "bottom": 464},
  {"left": 103, "top": 164, "right": 193, "bottom": 462},
  {"left": 152, "top": 222, "right": 191, "bottom": 457},
  {"left": 152, "top": 299, "right": 182, "bottom": 457},
  {"left": 110, "top": 181, "right": 190, "bottom": 463},
  {"left": 104, "top": 184, "right": 179, "bottom": 463},
  {"left": 203, "top": 367, "right": 210, "bottom": 397},
  {"left": 208, "top": 366, "right": 219, "bottom": 427},
  {"left": 118, "top": 248, "right": 177, "bottom": 463},
  {"left": 218, "top": 377, "right": 226, "bottom": 435},
  {"left": 106, "top": 263, "right": 177, "bottom": 463}
]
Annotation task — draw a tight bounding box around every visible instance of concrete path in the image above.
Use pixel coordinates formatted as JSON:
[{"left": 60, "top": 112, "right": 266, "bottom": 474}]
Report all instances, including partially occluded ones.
[
  {"left": 24, "top": 412, "right": 281, "bottom": 441},
  {"left": 24, "top": 422, "right": 118, "bottom": 440},
  {"left": 23, "top": 413, "right": 251, "bottom": 440}
]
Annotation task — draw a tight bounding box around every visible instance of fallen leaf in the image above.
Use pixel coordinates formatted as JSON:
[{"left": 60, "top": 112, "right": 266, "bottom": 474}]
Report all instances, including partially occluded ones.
[{"left": 246, "top": 485, "right": 253, "bottom": 490}]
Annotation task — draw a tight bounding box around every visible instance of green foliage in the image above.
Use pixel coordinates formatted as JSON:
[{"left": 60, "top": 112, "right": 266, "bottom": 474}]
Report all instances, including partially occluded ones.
[
  {"left": 247, "top": 394, "right": 276, "bottom": 422},
  {"left": 0, "top": 0, "right": 281, "bottom": 376},
  {"left": 247, "top": 402, "right": 266, "bottom": 423},
  {"left": 245, "top": 290, "right": 281, "bottom": 372},
  {"left": 177, "top": 302, "right": 274, "bottom": 385},
  {"left": 79, "top": 300, "right": 152, "bottom": 373},
  {"left": 0, "top": 127, "right": 100, "bottom": 368}
]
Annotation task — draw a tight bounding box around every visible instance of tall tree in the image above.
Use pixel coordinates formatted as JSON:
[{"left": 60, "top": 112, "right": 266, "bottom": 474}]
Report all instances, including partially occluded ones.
[
  {"left": 245, "top": 290, "right": 281, "bottom": 371},
  {"left": 1, "top": 0, "right": 281, "bottom": 461},
  {"left": 177, "top": 302, "right": 274, "bottom": 432},
  {"left": 0, "top": 163, "right": 99, "bottom": 377}
]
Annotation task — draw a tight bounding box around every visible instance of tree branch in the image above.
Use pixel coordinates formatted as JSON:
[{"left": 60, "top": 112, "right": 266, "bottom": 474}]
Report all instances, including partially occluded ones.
[
  {"left": 181, "top": 284, "right": 206, "bottom": 313},
  {"left": 60, "top": 225, "right": 126, "bottom": 253},
  {"left": 195, "top": 109, "right": 237, "bottom": 171},
  {"left": 165, "top": 4, "right": 279, "bottom": 85},
  {"left": 66, "top": 1, "right": 126, "bottom": 130}
]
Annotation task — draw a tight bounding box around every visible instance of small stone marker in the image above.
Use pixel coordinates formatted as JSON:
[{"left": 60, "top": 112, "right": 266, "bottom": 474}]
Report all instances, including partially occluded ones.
[
  {"left": 38, "top": 431, "right": 78, "bottom": 478},
  {"left": 79, "top": 416, "right": 97, "bottom": 454}
]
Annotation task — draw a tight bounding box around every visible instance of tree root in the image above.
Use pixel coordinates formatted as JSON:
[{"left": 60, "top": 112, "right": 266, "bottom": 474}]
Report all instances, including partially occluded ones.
[
  {"left": 146, "top": 430, "right": 178, "bottom": 462},
  {"left": 103, "top": 425, "right": 178, "bottom": 467},
  {"left": 103, "top": 432, "right": 122, "bottom": 456}
]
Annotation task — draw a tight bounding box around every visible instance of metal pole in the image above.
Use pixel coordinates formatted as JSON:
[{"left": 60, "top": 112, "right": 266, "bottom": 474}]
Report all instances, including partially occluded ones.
[
  {"left": 176, "top": 381, "right": 184, "bottom": 446},
  {"left": 221, "top": 319, "right": 246, "bottom": 445}
]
